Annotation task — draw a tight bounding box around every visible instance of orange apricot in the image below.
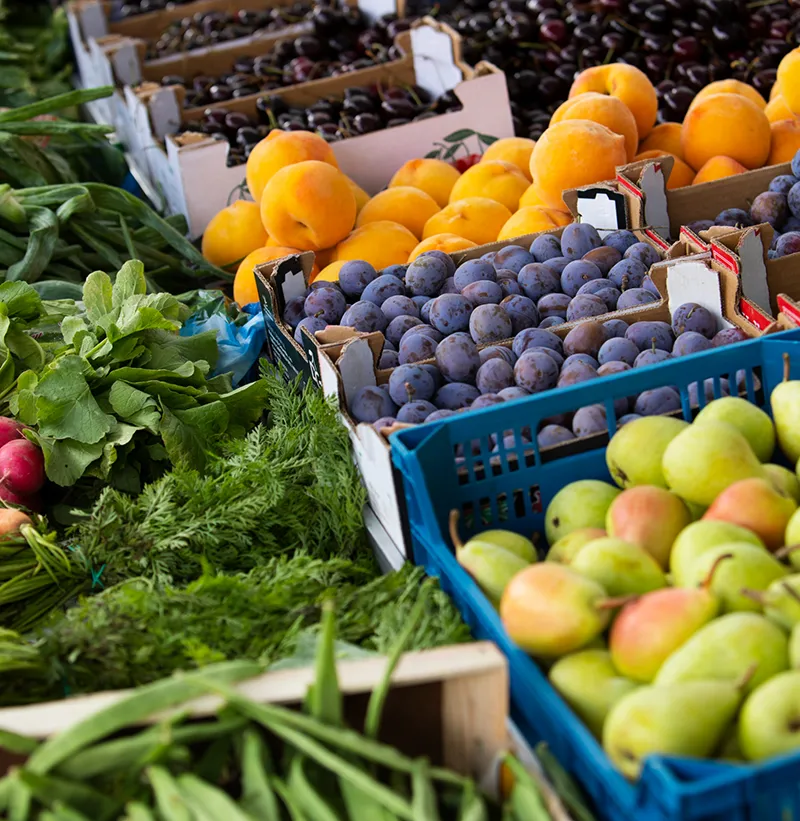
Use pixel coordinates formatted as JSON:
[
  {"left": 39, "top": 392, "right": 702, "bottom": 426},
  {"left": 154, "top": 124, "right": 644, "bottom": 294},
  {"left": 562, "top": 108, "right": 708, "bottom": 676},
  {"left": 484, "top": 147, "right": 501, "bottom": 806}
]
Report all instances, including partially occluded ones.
[
  {"left": 423, "top": 197, "right": 512, "bottom": 245},
  {"left": 408, "top": 234, "right": 477, "bottom": 261},
  {"left": 389, "top": 158, "right": 461, "bottom": 207},
  {"left": 638, "top": 123, "right": 684, "bottom": 160},
  {"left": 569, "top": 63, "right": 658, "bottom": 139},
  {"left": 497, "top": 207, "right": 572, "bottom": 242},
  {"left": 633, "top": 151, "right": 695, "bottom": 188},
  {"left": 234, "top": 246, "right": 314, "bottom": 306},
  {"left": 691, "top": 156, "right": 748, "bottom": 185},
  {"left": 201, "top": 200, "right": 268, "bottom": 270},
  {"left": 768, "top": 119, "right": 800, "bottom": 166},
  {"left": 448, "top": 161, "right": 529, "bottom": 212},
  {"left": 357, "top": 187, "right": 440, "bottom": 239},
  {"left": 480, "top": 137, "right": 536, "bottom": 180},
  {"left": 680, "top": 93, "right": 771, "bottom": 171},
  {"left": 552, "top": 92, "right": 639, "bottom": 161},
  {"left": 689, "top": 79, "right": 766, "bottom": 111},
  {"left": 334, "top": 221, "right": 417, "bottom": 269},
  {"left": 777, "top": 48, "right": 800, "bottom": 115},
  {"left": 766, "top": 95, "right": 795, "bottom": 125}
]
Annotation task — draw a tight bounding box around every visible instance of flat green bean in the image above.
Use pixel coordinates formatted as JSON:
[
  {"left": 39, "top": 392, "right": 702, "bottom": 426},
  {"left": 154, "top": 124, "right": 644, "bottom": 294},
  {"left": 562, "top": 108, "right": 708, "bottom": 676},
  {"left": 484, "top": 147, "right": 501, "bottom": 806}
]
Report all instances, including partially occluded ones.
[
  {"left": 147, "top": 766, "right": 191, "bottom": 821},
  {"left": 240, "top": 728, "right": 281, "bottom": 821},
  {"left": 177, "top": 773, "right": 255, "bottom": 821}
]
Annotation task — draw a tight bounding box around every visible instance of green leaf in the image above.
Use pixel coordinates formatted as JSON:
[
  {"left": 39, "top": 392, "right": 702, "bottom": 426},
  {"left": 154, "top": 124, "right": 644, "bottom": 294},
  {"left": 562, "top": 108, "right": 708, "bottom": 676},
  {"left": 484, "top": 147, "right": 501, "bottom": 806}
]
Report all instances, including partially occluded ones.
[
  {"left": 0, "top": 349, "right": 15, "bottom": 394},
  {"left": 34, "top": 355, "right": 115, "bottom": 445},
  {"left": 7, "top": 205, "right": 59, "bottom": 283},
  {"left": 38, "top": 436, "right": 104, "bottom": 487},
  {"left": 216, "top": 381, "right": 269, "bottom": 435},
  {"left": 111, "top": 260, "right": 147, "bottom": 309},
  {"left": 424, "top": 149, "right": 441, "bottom": 159},
  {"left": 443, "top": 129, "right": 477, "bottom": 143},
  {"left": 82, "top": 271, "right": 113, "bottom": 324},
  {"left": 141, "top": 329, "right": 219, "bottom": 373},
  {"left": 0, "top": 281, "right": 42, "bottom": 322},
  {"left": 60, "top": 316, "right": 89, "bottom": 346},
  {"left": 9, "top": 369, "right": 38, "bottom": 423},
  {"left": 103, "top": 362, "right": 207, "bottom": 388},
  {"left": 92, "top": 422, "right": 140, "bottom": 480},
  {"left": 108, "top": 382, "right": 161, "bottom": 432},
  {"left": 160, "top": 402, "right": 229, "bottom": 471},
  {"left": 477, "top": 133, "right": 498, "bottom": 146},
  {"left": 443, "top": 144, "right": 461, "bottom": 160},
  {"left": 5, "top": 328, "right": 44, "bottom": 371},
  {"left": 106, "top": 305, "right": 181, "bottom": 344}
]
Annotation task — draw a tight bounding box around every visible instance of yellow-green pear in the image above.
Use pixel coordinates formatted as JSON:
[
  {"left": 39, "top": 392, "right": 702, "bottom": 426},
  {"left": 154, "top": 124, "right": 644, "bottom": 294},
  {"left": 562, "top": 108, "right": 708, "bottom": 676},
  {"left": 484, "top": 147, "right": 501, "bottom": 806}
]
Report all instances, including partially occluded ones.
[
  {"left": 571, "top": 537, "right": 667, "bottom": 597},
  {"left": 603, "top": 681, "right": 742, "bottom": 779},
  {"left": 738, "top": 670, "right": 800, "bottom": 761},
  {"left": 544, "top": 480, "right": 620, "bottom": 546},
  {"left": 449, "top": 511, "right": 534, "bottom": 604},
  {"left": 770, "top": 354, "right": 800, "bottom": 466},
  {"left": 791, "top": 624, "right": 800, "bottom": 668},
  {"left": 694, "top": 397, "right": 775, "bottom": 462},
  {"left": 605, "top": 416, "right": 688, "bottom": 489},
  {"left": 670, "top": 521, "right": 765, "bottom": 587},
  {"left": 654, "top": 612, "right": 789, "bottom": 694},
  {"left": 546, "top": 528, "right": 606, "bottom": 565},
  {"left": 661, "top": 421, "right": 766, "bottom": 507},
  {"left": 744, "top": 574, "right": 800, "bottom": 630},
  {"left": 678, "top": 542, "right": 788, "bottom": 613},
  {"left": 549, "top": 649, "right": 639, "bottom": 738},
  {"left": 764, "top": 463, "right": 800, "bottom": 503},
  {"left": 783, "top": 508, "right": 800, "bottom": 570}
]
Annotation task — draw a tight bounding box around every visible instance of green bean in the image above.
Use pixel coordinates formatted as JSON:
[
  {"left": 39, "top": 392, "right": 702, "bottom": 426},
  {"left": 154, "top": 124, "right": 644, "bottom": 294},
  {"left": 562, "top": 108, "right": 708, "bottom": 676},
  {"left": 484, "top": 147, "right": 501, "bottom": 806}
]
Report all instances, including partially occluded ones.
[
  {"left": 457, "top": 784, "right": 489, "bottom": 821},
  {"left": 274, "top": 778, "right": 309, "bottom": 821},
  {"left": 240, "top": 728, "right": 280, "bottom": 821},
  {"left": 411, "top": 761, "right": 440, "bottom": 821},
  {"left": 176, "top": 773, "right": 254, "bottom": 821},
  {"left": 308, "top": 600, "right": 342, "bottom": 725},
  {"left": 0, "top": 134, "right": 61, "bottom": 187},
  {"left": 0, "top": 122, "right": 114, "bottom": 138},
  {"left": 7, "top": 205, "right": 58, "bottom": 282},
  {"left": 0, "top": 728, "right": 38, "bottom": 755},
  {"left": 17, "top": 768, "right": 120, "bottom": 820},
  {"left": 26, "top": 660, "right": 261, "bottom": 775},
  {"left": 194, "top": 735, "right": 232, "bottom": 785},
  {"left": 68, "top": 222, "right": 123, "bottom": 271},
  {"left": 288, "top": 756, "right": 341, "bottom": 821},
  {"left": 365, "top": 583, "right": 430, "bottom": 740},
  {"left": 30, "top": 281, "right": 83, "bottom": 300},
  {"left": 60, "top": 715, "right": 246, "bottom": 780},
  {"left": 55, "top": 192, "right": 95, "bottom": 223},
  {"left": 147, "top": 766, "right": 191, "bottom": 821},
  {"left": 48, "top": 803, "right": 93, "bottom": 821},
  {"left": 534, "top": 744, "right": 596, "bottom": 821},
  {"left": 124, "top": 802, "right": 157, "bottom": 821},
  {"left": 0, "top": 87, "right": 114, "bottom": 122},
  {"left": 503, "top": 756, "right": 551, "bottom": 821}
]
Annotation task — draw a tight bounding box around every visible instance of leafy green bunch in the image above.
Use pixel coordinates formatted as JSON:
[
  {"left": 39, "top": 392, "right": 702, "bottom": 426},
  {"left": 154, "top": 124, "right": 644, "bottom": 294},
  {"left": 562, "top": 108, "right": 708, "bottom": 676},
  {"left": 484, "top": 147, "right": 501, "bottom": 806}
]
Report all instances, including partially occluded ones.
[{"left": 9, "top": 260, "right": 268, "bottom": 490}]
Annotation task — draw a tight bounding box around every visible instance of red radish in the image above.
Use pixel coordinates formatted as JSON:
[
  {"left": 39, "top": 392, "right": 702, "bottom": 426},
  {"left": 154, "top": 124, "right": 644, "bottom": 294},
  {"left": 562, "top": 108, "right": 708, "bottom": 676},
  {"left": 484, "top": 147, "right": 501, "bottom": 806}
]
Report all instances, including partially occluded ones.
[
  {"left": 0, "top": 485, "right": 38, "bottom": 511},
  {"left": 0, "top": 440, "right": 45, "bottom": 496},
  {"left": 0, "top": 508, "right": 31, "bottom": 535},
  {"left": 0, "top": 418, "right": 25, "bottom": 451}
]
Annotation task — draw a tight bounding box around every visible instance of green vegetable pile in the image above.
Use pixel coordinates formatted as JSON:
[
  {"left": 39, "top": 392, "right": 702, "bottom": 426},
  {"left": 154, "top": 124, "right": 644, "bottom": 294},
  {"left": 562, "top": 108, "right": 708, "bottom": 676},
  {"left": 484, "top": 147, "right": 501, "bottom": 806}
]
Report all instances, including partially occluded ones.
[{"left": 0, "top": 602, "right": 554, "bottom": 821}]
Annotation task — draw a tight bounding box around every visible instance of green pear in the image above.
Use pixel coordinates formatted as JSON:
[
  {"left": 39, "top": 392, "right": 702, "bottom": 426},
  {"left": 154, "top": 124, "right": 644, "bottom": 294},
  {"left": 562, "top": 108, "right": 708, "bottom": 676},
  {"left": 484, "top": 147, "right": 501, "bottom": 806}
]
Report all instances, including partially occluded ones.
[
  {"left": 678, "top": 542, "right": 788, "bottom": 613},
  {"left": 662, "top": 421, "right": 766, "bottom": 507},
  {"left": 791, "top": 624, "right": 800, "bottom": 668},
  {"left": 744, "top": 574, "right": 800, "bottom": 629},
  {"left": 603, "top": 680, "right": 742, "bottom": 779},
  {"left": 546, "top": 528, "right": 606, "bottom": 565},
  {"left": 654, "top": 612, "right": 789, "bottom": 694},
  {"left": 764, "top": 463, "right": 800, "bottom": 503},
  {"left": 544, "top": 480, "right": 620, "bottom": 546},
  {"left": 670, "top": 521, "right": 765, "bottom": 587},
  {"left": 738, "top": 670, "right": 800, "bottom": 761},
  {"left": 605, "top": 416, "right": 689, "bottom": 489},
  {"left": 449, "top": 512, "right": 534, "bottom": 604},
  {"left": 549, "top": 649, "right": 639, "bottom": 738},
  {"left": 571, "top": 537, "right": 666, "bottom": 597},
  {"left": 770, "top": 358, "right": 800, "bottom": 465},
  {"left": 694, "top": 397, "right": 775, "bottom": 462},
  {"left": 783, "top": 508, "right": 800, "bottom": 570}
]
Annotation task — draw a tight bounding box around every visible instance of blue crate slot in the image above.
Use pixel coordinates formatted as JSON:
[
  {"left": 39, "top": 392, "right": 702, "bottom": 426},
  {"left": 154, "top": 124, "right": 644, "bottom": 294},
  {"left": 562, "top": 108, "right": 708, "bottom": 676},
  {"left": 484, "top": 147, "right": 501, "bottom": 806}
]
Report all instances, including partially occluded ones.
[{"left": 391, "top": 331, "right": 800, "bottom": 821}]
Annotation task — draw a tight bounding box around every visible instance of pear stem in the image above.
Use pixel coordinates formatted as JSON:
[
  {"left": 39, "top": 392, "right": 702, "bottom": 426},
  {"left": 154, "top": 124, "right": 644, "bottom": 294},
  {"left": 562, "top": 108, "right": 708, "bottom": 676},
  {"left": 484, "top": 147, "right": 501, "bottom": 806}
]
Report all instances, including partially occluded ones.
[
  {"left": 700, "top": 552, "right": 734, "bottom": 589},
  {"left": 784, "top": 352, "right": 791, "bottom": 383},
  {"left": 781, "top": 581, "right": 800, "bottom": 605},
  {"left": 596, "top": 594, "right": 639, "bottom": 611},
  {"left": 735, "top": 663, "right": 758, "bottom": 693},
  {"left": 740, "top": 588, "right": 766, "bottom": 605},
  {"left": 449, "top": 509, "right": 464, "bottom": 552},
  {"left": 775, "top": 543, "right": 800, "bottom": 560}
]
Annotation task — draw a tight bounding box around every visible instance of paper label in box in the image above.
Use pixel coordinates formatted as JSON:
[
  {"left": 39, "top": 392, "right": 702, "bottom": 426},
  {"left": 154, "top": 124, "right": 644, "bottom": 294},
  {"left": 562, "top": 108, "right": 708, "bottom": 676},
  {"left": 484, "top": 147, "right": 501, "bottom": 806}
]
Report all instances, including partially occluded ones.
[
  {"left": 255, "top": 274, "right": 310, "bottom": 381},
  {"left": 665, "top": 259, "right": 731, "bottom": 331},
  {"left": 575, "top": 188, "right": 626, "bottom": 236},
  {"left": 300, "top": 329, "right": 323, "bottom": 388},
  {"left": 410, "top": 25, "right": 463, "bottom": 97}
]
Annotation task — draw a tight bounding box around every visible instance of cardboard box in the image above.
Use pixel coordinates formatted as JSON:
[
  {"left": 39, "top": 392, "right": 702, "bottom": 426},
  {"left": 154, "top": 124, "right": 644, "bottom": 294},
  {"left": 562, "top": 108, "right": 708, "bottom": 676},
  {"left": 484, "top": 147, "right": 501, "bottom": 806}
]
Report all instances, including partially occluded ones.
[
  {"left": 122, "top": 19, "right": 514, "bottom": 237},
  {"left": 615, "top": 156, "right": 800, "bottom": 316}
]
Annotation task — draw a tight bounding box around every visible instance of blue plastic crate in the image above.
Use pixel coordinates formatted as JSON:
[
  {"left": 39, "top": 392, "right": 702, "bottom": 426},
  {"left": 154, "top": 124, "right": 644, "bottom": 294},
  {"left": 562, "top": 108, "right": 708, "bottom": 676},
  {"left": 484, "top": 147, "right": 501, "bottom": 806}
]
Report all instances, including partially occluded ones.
[{"left": 391, "top": 331, "right": 800, "bottom": 821}]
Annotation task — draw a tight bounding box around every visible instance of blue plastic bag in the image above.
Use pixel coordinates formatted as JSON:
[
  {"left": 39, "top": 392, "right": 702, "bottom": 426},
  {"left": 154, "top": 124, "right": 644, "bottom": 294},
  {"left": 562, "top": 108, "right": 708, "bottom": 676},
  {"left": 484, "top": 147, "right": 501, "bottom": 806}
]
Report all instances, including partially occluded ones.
[{"left": 180, "top": 302, "right": 266, "bottom": 386}]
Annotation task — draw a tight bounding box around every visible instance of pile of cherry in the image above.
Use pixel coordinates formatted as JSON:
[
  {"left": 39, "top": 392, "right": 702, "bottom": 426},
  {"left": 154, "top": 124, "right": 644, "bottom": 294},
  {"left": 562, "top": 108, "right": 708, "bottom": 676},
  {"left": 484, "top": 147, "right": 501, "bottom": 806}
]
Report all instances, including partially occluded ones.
[{"left": 184, "top": 85, "right": 462, "bottom": 166}]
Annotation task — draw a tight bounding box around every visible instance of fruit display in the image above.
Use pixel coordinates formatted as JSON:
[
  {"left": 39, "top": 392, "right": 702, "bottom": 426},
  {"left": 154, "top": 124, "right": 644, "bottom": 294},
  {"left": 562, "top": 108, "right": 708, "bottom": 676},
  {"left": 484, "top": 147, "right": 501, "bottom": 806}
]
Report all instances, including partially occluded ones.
[
  {"left": 432, "top": 0, "right": 793, "bottom": 135},
  {"left": 451, "top": 384, "right": 800, "bottom": 778},
  {"left": 685, "top": 147, "right": 800, "bottom": 259},
  {"left": 185, "top": 84, "right": 463, "bottom": 166},
  {"left": 158, "top": 9, "right": 412, "bottom": 109}
]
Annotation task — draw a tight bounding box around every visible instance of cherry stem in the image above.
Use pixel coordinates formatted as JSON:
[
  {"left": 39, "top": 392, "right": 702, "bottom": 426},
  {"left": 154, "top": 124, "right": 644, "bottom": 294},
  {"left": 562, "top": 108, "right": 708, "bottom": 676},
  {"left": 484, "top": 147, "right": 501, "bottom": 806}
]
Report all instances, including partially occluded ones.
[
  {"left": 449, "top": 509, "right": 464, "bottom": 552},
  {"left": 700, "top": 552, "right": 733, "bottom": 589}
]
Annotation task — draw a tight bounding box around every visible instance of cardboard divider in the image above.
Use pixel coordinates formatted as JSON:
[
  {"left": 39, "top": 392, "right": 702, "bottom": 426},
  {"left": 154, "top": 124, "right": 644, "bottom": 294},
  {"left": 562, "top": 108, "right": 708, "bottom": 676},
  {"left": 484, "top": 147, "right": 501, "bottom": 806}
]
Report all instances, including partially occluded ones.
[
  {"left": 121, "top": 19, "right": 514, "bottom": 237},
  {"left": 616, "top": 157, "right": 800, "bottom": 315}
]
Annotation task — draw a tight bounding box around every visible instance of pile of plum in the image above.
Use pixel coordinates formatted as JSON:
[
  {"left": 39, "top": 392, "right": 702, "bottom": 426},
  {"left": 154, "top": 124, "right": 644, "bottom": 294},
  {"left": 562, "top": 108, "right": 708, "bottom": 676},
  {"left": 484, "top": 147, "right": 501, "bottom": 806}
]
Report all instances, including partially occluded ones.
[{"left": 687, "top": 150, "right": 800, "bottom": 260}]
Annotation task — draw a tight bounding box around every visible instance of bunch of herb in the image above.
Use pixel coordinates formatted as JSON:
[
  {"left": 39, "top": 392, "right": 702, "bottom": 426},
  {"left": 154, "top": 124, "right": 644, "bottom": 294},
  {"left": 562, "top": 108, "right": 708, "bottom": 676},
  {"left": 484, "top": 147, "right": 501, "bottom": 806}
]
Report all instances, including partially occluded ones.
[
  {"left": 0, "top": 559, "right": 469, "bottom": 703},
  {"left": 8, "top": 260, "right": 269, "bottom": 492},
  {"left": 67, "top": 365, "right": 368, "bottom": 586}
]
